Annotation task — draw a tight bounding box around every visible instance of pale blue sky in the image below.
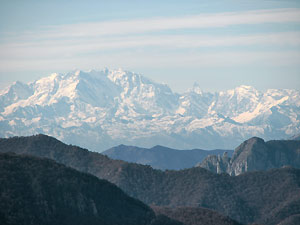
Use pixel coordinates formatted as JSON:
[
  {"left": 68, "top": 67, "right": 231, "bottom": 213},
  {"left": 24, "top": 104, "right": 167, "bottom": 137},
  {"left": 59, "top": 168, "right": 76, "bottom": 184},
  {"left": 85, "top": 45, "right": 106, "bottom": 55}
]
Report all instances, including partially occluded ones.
[{"left": 0, "top": 0, "right": 300, "bottom": 92}]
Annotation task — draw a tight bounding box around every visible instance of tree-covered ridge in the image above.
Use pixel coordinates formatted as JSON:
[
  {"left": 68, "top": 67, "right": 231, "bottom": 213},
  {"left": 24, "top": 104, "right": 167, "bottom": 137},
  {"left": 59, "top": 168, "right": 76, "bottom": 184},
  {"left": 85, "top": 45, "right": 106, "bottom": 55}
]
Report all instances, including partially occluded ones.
[
  {"left": 1, "top": 135, "right": 300, "bottom": 225},
  {"left": 152, "top": 206, "right": 242, "bottom": 225},
  {"left": 0, "top": 153, "right": 159, "bottom": 225}
]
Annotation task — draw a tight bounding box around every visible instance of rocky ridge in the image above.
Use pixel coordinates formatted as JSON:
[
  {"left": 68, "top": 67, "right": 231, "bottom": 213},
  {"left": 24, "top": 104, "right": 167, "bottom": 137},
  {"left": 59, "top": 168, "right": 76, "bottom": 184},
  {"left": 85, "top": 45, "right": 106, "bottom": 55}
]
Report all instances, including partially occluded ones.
[{"left": 198, "top": 137, "right": 300, "bottom": 175}]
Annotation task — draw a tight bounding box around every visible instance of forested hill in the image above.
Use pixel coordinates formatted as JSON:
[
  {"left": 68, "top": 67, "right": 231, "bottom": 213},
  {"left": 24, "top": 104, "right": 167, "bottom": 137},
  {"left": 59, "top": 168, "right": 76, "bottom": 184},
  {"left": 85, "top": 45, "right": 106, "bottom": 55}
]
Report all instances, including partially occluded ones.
[
  {"left": 1, "top": 135, "right": 300, "bottom": 225},
  {"left": 0, "top": 153, "right": 179, "bottom": 225}
]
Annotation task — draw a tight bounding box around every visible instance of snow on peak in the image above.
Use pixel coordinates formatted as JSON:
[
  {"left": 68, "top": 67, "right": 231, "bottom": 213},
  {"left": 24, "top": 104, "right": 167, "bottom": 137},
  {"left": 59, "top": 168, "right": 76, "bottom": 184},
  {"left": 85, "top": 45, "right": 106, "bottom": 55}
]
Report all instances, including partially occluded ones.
[
  {"left": 0, "top": 68, "right": 299, "bottom": 152},
  {"left": 74, "top": 70, "right": 81, "bottom": 76},
  {"left": 236, "top": 85, "right": 254, "bottom": 90},
  {"left": 234, "top": 85, "right": 258, "bottom": 94}
]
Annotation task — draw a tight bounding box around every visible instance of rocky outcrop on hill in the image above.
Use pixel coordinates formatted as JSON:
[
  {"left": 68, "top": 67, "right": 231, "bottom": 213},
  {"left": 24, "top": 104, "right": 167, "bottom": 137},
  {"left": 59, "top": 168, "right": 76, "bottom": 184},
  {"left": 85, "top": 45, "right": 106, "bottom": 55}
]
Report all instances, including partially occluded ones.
[
  {"left": 198, "top": 137, "right": 300, "bottom": 175},
  {"left": 196, "top": 152, "right": 230, "bottom": 174}
]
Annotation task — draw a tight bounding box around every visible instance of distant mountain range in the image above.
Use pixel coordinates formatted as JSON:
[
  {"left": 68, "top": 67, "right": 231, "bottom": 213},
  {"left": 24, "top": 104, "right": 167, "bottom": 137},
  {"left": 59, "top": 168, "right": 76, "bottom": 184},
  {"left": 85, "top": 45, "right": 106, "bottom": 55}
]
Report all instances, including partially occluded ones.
[
  {"left": 1, "top": 134, "right": 300, "bottom": 225},
  {"left": 198, "top": 137, "right": 300, "bottom": 175},
  {"left": 103, "top": 144, "right": 233, "bottom": 170},
  {"left": 1, "top": 69, "right": 299, "bottom": 151}
]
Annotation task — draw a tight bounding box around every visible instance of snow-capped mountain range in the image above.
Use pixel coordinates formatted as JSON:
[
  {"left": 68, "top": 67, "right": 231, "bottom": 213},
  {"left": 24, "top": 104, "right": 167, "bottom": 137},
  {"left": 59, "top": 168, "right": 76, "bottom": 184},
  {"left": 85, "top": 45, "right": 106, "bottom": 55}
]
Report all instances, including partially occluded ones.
[{"left": 0, "top": 69, "right": 299, "bottom": 152}]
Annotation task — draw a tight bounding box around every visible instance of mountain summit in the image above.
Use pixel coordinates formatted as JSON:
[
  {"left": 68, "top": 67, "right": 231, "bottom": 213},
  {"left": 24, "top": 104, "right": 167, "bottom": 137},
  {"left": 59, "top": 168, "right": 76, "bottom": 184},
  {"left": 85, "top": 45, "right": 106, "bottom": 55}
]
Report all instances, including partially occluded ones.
[
  {"left": 198, "top": 137, "right": 300, "bottom": 175},
  {"left": 1, "top": 69, "right": 299, "bottom": 151}
]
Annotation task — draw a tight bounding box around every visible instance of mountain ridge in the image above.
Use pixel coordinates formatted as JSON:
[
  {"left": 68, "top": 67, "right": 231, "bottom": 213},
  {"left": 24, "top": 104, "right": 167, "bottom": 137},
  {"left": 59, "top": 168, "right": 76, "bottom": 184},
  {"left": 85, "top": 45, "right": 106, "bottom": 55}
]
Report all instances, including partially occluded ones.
[
  {"left": 0, "top": 152, "right": 245, "bottom": 225},
  {"left": 1, "top": 69, "right": 299, "bottom": 151},
  {"left": 0, "top": 152, "right": 184, "bottom": 225},
  {"left": 1, "top": 134, "right": 300, "bottom": 225},
  {"left": 103, "top": 144, "right": 233, "bottom": 170}
]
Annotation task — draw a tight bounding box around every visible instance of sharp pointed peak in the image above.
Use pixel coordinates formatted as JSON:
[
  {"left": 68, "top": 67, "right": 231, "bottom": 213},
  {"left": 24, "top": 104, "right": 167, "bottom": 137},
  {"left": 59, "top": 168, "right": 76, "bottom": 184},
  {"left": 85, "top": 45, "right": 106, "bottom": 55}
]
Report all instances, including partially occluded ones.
[
  {"left": 193, "top": 81, "right": 200, "bottom": 87},
  {"left": 186, "top": 82, "right": 203, "bottom": 95}
]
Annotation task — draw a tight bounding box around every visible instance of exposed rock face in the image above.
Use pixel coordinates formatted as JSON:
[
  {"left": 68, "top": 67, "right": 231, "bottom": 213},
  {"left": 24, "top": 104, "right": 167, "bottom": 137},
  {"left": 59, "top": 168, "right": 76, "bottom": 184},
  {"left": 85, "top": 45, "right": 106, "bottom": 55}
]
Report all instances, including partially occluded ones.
[
  {"left": 198, "top": 137, "right": 300, "bottom": 175},
  {"left": 229, "top": 137, "right": 268, "bottom": 175},
  {"left": 196, "top": 152, "right": 230, "bottom": 174}
]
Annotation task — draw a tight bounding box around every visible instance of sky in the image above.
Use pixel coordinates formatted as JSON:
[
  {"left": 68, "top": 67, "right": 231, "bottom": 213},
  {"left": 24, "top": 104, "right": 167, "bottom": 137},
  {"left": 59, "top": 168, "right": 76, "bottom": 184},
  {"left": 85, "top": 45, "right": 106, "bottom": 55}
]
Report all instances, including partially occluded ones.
[{"left": 0, "top": 0, "right": 300, "bottom": 93}]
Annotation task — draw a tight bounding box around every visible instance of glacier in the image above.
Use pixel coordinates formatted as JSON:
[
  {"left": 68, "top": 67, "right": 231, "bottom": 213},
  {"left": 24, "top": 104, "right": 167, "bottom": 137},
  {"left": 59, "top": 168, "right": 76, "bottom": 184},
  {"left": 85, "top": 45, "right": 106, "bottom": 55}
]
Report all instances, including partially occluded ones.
[{"left": 0, "top": 68, "right": 299, "bottom": 152}]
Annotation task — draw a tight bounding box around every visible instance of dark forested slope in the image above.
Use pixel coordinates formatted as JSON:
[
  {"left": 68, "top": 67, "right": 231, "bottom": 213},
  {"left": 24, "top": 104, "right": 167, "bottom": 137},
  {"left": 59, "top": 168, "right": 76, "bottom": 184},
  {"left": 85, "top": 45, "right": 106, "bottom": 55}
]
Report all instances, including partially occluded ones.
[
  {"left": 152, "top": 206, "right": 242, "bottom": 225},
  {"left": 0, "top": 153, "right": 166, "bottom": 225},
  {"left": 1, "top": 135, "right": 300, "bottom": 225}
]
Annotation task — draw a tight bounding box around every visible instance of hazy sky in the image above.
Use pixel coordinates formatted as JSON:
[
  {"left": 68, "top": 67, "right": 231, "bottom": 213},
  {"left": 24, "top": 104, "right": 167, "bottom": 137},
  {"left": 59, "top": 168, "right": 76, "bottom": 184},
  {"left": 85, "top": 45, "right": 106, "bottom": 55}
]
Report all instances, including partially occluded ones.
[{"left": 0, "top": 0, "right": 300, "bottom": 93}]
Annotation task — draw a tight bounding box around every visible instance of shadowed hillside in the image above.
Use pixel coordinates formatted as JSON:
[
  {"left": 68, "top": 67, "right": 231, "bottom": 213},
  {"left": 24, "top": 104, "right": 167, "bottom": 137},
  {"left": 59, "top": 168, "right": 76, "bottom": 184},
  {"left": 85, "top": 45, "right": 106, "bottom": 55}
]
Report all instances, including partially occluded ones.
[
  {"left": 152, "top": 206, "right": 242, "bottom": 225},
  {"left": 0, "top": 153, "right": 176, "bottom": 225},
  {"left": 1, "top": 135, "right": 300, "bottom": 225}
]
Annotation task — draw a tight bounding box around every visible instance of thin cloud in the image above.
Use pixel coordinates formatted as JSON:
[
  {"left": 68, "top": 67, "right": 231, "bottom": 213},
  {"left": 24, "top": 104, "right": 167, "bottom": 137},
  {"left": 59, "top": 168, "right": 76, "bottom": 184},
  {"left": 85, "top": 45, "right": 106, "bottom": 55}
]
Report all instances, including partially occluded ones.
[
  {"left": 1, "top": 32, "right": 300, "bottom": 59},
  {"left": 0, "top": 7, "right": 299, "bottom": 77},
  {"left": 5, "top": 8, "right": 300, "bottom": 41},
  {"left": 1, "top": 50, "right": 299, "bottom": 72}
]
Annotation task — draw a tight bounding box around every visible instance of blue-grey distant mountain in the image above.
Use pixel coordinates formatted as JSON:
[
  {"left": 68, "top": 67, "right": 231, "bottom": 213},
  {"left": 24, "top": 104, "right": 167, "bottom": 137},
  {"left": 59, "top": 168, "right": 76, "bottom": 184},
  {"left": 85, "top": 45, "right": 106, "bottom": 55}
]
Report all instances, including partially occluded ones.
[
  {"left": 198, "top": 137, "right": 300, "bottom": 175},
  {"left": 1, "top": 69, "right": 299, "bottom": 151},
  {"left": 103, "top": 144, "right": 233, "bottom": 170}
]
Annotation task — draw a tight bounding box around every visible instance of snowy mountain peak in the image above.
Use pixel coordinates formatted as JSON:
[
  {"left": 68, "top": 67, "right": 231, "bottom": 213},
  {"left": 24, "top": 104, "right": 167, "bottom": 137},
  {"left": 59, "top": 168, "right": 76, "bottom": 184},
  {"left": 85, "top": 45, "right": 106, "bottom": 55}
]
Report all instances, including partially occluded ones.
[
  {"left": 234, "top": 85, "right": 260, "bottom": 97},
  {"left": 190, "top": 82, "right": 203, "bottom": 95},
  {"left": 74, "top": 70, "right": 81, "bottom": 76},
  {"left": 0, "top": 69, "right": 299, "bottom": 152},
  {"left": 235, "top": 85, "right": 255, "bottom": 91}
]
